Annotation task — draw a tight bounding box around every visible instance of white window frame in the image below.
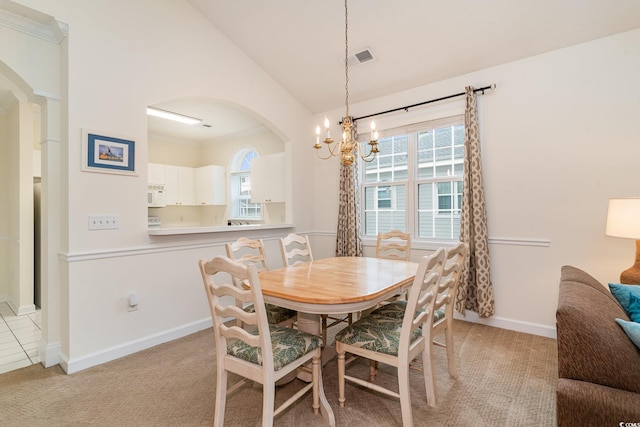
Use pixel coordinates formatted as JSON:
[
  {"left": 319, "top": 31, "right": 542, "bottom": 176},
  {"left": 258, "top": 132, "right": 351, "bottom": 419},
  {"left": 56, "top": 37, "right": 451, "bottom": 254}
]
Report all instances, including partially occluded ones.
[
  {"left": 361, "top": 114, "right": 464, "bottom": 244},
  {"left": 229, "top": 148, "right": 262, "bottom": 220}
]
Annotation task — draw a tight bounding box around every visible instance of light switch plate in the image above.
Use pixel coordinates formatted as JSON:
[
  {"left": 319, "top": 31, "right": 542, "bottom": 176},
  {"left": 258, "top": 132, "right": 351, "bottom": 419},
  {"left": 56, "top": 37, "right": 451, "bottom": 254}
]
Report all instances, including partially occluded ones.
[{"left": 88, "top": 214, "right": 120, "bottom": 230}]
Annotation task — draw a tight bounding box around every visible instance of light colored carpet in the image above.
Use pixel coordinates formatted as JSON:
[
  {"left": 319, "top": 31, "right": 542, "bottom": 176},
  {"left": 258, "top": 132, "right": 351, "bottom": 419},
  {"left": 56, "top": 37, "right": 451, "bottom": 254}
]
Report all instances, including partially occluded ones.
[{"left": 0, "top": 320, "right": 557, "bottom": 426}]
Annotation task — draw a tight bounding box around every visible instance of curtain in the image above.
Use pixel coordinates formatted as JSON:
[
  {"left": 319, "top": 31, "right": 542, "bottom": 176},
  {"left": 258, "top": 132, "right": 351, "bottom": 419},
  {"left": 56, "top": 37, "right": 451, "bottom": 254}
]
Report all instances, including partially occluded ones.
[
  {"left": 335, "top": 119, "right": 363, "bottom": 257},
  {"left": 456, "top": 86, "right": 495, "bottom": 318}
]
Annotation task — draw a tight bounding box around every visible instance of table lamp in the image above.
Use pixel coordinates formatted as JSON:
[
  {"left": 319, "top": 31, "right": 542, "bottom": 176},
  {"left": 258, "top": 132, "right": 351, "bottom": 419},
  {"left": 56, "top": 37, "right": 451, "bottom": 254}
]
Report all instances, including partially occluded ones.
[{"left": 605, "top": 198, "right": 640, "bottom": 284}]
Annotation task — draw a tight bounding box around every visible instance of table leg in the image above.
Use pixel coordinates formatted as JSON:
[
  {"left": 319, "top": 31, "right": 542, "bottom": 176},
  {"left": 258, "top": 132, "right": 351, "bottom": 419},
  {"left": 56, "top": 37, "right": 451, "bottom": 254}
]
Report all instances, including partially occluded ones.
[{"left": 296, "top": 312, "right": 321, "bottom": 382}]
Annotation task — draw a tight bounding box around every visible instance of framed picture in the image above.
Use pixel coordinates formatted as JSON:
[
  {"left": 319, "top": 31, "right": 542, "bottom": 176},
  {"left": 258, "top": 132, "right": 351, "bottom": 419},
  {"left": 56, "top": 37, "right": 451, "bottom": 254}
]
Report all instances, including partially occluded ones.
[{"left": 82, "top": 129, "right": 137, "bottom": 175}]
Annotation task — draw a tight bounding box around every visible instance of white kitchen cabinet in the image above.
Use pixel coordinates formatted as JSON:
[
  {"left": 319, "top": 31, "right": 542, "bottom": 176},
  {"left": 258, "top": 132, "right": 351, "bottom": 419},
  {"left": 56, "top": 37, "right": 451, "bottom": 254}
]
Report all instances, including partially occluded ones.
[
  {"left": 251, "top": 152, "right": 285, "bottom": 203},
  {"left": 164, "top": 165, "right": 196, "bottom": 206},
  {"left": 196, "top": 165, "right": 226, "bottom": 205},
  {"left": 148, "top": 163, "right": 165, "bottom": 185}
]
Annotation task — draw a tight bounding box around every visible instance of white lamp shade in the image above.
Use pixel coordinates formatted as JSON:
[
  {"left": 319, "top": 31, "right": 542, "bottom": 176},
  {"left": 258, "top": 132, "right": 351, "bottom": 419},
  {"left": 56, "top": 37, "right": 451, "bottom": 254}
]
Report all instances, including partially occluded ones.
[{"left": 605, "top": 198, "right": 640, "bottom": 239}]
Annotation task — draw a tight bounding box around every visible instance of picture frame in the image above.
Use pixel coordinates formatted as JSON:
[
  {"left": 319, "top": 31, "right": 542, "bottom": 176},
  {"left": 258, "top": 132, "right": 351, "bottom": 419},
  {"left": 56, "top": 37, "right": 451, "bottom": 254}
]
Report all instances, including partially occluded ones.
[{"left": 82, "top": 129, "right": 137, "bottom": 175}]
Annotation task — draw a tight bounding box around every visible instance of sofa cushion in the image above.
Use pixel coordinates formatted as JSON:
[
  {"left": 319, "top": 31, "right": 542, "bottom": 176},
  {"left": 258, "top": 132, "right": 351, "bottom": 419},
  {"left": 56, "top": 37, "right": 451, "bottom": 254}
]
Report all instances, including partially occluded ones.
[
  {"left": 615, "top": 318, "right": 640, "bottom": 350},
  {"left": 609, "top": 283, "right": 640, "bottom": 321},
  {"left": 557, "top": 269, "right": 640, "bottom": 394}
]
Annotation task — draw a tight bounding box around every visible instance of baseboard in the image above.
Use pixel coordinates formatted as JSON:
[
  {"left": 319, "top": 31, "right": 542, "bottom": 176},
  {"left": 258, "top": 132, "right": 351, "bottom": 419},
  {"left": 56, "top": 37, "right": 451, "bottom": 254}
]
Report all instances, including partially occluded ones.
[
  {"left": 40, "top": 341, "right": 61, "bottom": 368},
  {"left": 61, "top": 318, "right": 212, "bottom": 374},
  {"left": 454, "top": 311, "right": 557, "bottom": 339},
  {"left": 6, "top": 300, "right": 36, "bottom": 315}
]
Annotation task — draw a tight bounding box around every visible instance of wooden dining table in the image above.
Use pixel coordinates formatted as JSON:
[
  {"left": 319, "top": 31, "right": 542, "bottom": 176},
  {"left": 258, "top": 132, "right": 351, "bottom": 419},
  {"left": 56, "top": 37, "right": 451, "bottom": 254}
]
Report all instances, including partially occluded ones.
[
  {"left": 258, "top": 256, "right": 418, "bottom": 427},
  {"left": 258, "top": 256, "right": 419, "bottom": 351}
]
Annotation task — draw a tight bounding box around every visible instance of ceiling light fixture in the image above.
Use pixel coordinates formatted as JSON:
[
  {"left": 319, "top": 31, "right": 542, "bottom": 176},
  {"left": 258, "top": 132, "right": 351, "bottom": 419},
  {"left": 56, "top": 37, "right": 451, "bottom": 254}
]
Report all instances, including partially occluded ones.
[
  {"left": 314, "top": 0, "right": 378, "bottom": 165},
  {"left": 146, "top": 107, "right": 202, "bottom": 125}
]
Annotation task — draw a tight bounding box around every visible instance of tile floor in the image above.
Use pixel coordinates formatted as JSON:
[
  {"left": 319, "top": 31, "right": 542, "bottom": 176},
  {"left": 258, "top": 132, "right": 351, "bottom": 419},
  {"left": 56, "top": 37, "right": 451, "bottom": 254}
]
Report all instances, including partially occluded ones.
[{"left": 0, "top": 302, "right": 41, "bottom": 374}]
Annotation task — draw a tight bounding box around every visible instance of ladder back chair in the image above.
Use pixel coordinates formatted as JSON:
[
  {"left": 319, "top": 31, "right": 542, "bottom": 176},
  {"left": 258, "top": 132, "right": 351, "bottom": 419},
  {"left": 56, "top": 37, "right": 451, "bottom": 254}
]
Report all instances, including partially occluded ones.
[
  {"left": 373, "top": 230, "right": 412, "bottom": 305},
  {"left": 369, "top": 242, "right": 468, "bottom": 405},
  {"left": 279, "top": 233, "right": 352, "bottom": 344},
  {"left": 198, "top": 255, "right": 330, "bottom": 427},
  {"left": 335, "top": 248, "right": 446, "bottom": 426},
  {"left": 225, "top": 237, "right": 296, "bottom": 328},
  {"left": 376, "top": 230, "right": 411, "bottom": 261}
]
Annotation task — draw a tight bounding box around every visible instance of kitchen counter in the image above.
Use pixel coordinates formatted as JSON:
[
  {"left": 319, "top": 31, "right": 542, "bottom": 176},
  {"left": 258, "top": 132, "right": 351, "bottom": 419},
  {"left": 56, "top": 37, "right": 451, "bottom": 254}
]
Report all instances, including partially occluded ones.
[{"left": 147, "top": 223, "right": 294, "bottom": 236}]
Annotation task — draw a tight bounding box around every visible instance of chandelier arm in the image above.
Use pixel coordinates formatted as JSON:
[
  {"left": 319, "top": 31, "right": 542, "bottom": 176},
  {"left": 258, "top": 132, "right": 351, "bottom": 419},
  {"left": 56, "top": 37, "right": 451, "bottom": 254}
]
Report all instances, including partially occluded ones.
[
  {"left": 356, "top": 141, "right": 375, "bottom": 161},
  {"left": 316, "top": 150, "right": 337, "bottom": 161},
  {"left": 328, "top": 141, "right": 343, "bottom": 157}
]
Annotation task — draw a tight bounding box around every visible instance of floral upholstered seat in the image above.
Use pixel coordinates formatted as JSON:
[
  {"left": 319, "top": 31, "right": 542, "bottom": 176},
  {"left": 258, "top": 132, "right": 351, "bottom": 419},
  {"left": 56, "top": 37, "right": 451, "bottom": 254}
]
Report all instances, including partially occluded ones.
[
  {"left": 243, "top": 303, "right": 299, "bottom": 326},
  {"left": 370, "top": 300, "right": 446, "bottom": 324},
  {"left": 228, "top": 325, "right": 322, "bottom": 371},
  {"left": 334, "top": 315, "right": 421, "bottom": 356}
]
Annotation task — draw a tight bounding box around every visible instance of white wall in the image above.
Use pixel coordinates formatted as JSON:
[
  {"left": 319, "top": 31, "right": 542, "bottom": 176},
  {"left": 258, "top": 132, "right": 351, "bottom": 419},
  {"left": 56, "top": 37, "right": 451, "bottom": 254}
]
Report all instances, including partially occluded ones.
[
  {"left": 12, "top": 0, "right": 316, "bottom": 372},
  {"left": 312, "top": 29, "right": 640, "bottom": 337},
  {"left": 8, "top": 0, "right": 640, "bottom": 372}
]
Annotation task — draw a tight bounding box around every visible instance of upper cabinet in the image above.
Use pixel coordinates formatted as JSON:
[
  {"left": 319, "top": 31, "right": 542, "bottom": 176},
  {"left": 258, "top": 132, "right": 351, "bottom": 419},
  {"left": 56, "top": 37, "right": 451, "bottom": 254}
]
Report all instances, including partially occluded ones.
[
  {"left": 148, "top": 163, "right": 165, "bottom": 185},
  {"left": 149, "top": 163, "right": 226, "bottom": 207},
  {"left": 196, "top": 165, "right": 226, "bottom": 206},
  {"left": 251, "top": 152, "right": 285, "bottom": 203},
  {"left": 164, "top": 165, "right": 196, "bottom": 206}
]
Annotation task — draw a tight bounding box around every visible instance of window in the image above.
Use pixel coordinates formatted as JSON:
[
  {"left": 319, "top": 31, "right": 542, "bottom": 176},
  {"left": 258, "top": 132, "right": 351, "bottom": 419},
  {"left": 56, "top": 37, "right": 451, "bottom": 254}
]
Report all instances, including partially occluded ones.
[
  {"left": 363, "top": 116, "right": 464, "bottom": 241},
  {"left": 230, "top": 149, "right": 261, "bottom": 219}
]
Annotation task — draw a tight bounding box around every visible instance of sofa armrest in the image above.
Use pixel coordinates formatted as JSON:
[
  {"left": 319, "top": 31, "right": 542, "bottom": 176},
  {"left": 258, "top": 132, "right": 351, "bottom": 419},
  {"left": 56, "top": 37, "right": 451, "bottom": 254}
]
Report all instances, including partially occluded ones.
[
  {"left": 557, "top": 379, "right": 640, "bottom": 427},
  {"left": 557, "top": 281, "right": 640, "bottom": 393}
]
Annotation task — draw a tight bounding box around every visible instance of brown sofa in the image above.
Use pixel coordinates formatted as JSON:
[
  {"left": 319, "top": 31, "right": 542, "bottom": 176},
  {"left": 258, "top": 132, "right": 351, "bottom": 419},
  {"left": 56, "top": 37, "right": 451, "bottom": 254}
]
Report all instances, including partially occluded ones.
[{"left": 556, "top": 265, "right": 640, "bottom": 426}]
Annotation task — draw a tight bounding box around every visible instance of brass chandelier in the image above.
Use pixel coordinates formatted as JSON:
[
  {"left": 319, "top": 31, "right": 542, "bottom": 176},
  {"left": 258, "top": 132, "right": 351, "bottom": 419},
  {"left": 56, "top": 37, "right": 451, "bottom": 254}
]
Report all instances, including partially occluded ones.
[{"left": 314, "top": 0, "right": 379, "bottom": 165}]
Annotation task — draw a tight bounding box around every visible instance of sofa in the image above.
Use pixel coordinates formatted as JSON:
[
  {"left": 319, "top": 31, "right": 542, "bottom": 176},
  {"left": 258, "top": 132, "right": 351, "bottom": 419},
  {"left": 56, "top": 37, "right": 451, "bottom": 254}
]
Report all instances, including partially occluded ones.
[{"left": 556, "top": 265, "right": 640, "bottom": 426}]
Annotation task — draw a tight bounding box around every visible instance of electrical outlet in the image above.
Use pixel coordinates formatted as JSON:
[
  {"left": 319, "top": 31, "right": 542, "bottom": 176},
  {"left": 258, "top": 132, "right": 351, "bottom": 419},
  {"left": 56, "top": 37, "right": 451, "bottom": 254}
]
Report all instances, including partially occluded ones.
[{"left": 88, "top": 214, "right": 120, "bottom": 230}]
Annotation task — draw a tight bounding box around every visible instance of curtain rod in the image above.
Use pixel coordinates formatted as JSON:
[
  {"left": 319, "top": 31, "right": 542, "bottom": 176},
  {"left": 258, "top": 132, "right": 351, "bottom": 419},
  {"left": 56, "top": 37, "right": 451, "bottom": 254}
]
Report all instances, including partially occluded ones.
[{"left": 345, "top": 83, "right": 496, "bottom": 124}]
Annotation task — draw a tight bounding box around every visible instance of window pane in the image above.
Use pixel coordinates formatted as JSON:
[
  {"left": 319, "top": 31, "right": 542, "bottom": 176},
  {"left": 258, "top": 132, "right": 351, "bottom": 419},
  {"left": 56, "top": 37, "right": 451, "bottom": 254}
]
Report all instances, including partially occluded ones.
[
  {"left": 364, "top": 135, "right": 408, "bottom": 183},
  {"left": 363, "top": 119, "right": 464, "bottom": 241},
  {"left": 231, "top": 150, "right": 261, "bottom": 219},
  {"left": 363, "top": 184, "right": 406, "bottom": 235}
]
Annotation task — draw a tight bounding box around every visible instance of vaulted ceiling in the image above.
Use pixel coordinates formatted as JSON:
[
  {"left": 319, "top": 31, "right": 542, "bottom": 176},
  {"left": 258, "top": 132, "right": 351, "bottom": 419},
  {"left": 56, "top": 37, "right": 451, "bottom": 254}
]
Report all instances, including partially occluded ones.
[
  {"left": 188, "top": 0, "right": 640, "bottom": 114},
  {"left": 4, "top": 1, "right": 640, "bottom": 142}
]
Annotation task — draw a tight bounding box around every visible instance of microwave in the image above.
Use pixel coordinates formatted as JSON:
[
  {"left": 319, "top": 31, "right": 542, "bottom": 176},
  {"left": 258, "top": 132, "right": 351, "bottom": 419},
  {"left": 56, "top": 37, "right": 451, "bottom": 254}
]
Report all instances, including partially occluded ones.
[{"left": 147, "top": 184, "right": 166, "bottom": 207}]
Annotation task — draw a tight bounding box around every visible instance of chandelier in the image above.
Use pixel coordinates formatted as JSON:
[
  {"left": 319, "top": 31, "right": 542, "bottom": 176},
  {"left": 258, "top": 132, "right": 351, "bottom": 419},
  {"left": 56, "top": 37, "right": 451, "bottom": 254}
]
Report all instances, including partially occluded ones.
[{"left": 314, "top": 0, "right": 379, "bottom": 165}]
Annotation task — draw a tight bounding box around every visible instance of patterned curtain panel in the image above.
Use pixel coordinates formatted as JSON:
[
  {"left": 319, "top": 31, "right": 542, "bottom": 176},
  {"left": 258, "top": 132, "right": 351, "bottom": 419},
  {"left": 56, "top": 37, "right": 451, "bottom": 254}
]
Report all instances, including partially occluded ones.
[
  {"left": 456, "top": 86, "right": 495, "bottom": 318},
  {"left": 335, "top": 120, "right": 363, "bottom": 257}
]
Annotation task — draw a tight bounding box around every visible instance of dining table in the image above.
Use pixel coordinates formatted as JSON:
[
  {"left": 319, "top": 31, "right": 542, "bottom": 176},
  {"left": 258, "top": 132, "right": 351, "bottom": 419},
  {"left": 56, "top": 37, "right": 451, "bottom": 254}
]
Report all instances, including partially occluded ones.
[
  {"left": 257, "top": 256, "right": 418, "bottom": 427},
  {"left": 258, "top": 256, "right": 419, "bottom": 357}
]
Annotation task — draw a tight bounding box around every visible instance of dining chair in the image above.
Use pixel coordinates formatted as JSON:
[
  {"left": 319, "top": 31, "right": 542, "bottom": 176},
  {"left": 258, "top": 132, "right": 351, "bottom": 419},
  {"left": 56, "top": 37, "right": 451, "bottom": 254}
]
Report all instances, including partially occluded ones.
[
  {"left": 372, "top": 230, "right": 412, "bottom": 306},
  {"left": 198, "top": 255, "right": 325, "bottom": 427},
  {"left": 376, "top": 230, "right": 411, "bottom": 261},
  {"left": 226, "top": 237, "right": 297, "bottom": 328},
  {"left": 335, "top": 248, "right": 446, "bottom": 426},
  {"left": 369, "top": 242, "right": 468, "bottom": 404},
  {"left": 279, "top": 233, "right": 352, "bottom": 344}
]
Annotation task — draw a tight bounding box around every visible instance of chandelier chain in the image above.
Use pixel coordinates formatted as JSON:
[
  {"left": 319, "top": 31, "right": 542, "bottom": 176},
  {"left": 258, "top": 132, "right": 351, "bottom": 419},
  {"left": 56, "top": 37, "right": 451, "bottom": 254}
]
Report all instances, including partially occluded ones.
[
  {"left": 344, "top": 0, "right": 349, "bottom": 118},
  {"left": 313, "top": 0, "right": 378, "bottom": 165}
]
